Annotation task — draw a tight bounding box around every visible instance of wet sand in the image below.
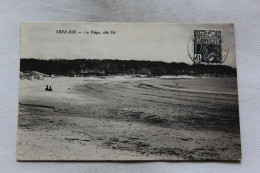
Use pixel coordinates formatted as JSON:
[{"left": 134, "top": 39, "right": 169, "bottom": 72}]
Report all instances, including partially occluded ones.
[{"left": 17, "top": 76, "right": 241, "bottom": 160}]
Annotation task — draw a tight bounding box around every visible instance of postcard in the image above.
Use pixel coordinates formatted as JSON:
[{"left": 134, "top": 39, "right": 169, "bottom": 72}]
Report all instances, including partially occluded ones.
[{"left": 17, "top": 22, "right": 241, "bottom": 161}]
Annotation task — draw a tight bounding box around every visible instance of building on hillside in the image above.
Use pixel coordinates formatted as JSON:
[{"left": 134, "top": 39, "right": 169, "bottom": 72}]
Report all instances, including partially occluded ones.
[
  {"left": 80, "top": 67, "right": 105, "bottom": 76},
  {"left": 28, "top": 75, "right": 35, "bottom": 80},
  {"left": 31, "top": 71, "right": 45, "bottom": 80},
  {"left": 20, "top": 71, "right": 47, "bottom": 80},
  {"left": 36, "top": 74, "right": 44, "bottom": 80},
  {"left": 20, "top": 72, "right": 26, "bottom": 80},
  {"left": 137, "top": 67, "right": 152, "bottom": 75},
  {"left": 125, "top": 69, "right": 135, "bottom": 74}
]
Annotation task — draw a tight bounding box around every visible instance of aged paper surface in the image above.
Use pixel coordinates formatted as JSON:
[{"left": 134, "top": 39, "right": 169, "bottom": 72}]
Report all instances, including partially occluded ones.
[{"left": 17, "top": 22, "right": 241, "bottom": 161}]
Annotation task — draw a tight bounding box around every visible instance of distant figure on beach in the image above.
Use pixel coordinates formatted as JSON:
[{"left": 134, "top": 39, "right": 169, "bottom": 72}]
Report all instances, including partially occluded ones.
[{"left": 45, "top": 85, "right": 52, "bottom": 92}]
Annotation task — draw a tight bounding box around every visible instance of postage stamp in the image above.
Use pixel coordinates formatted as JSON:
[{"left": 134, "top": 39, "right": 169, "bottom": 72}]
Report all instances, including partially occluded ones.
[{"left": 193, "top": 30, "right": 222, "bottom": 63}]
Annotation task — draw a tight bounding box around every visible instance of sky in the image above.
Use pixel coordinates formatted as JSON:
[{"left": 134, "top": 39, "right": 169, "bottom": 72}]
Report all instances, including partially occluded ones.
[{"left": 21, "top": 22, "right": 237, "bottom": 67}]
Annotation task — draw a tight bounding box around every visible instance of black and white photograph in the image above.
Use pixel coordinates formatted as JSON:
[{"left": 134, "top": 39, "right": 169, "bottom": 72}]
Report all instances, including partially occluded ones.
[{"left": 17, "top": 22, "right": 241, "bottom": 161}]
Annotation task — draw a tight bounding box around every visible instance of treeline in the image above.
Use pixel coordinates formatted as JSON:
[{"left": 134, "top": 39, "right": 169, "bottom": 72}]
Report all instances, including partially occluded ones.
[{"left": 20, "top": 58, "right": 237, "bottom": 76}]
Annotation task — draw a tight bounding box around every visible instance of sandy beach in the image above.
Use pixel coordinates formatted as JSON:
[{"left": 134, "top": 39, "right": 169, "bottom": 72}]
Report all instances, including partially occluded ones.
[{"left": 17, "top": 76, "right": 241, "bottom": 160}]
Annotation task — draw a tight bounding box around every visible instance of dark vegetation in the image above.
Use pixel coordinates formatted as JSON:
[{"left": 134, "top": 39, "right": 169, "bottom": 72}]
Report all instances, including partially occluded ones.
[{"left": 20, "top": 58, "right": 237, "bottom": 76}]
